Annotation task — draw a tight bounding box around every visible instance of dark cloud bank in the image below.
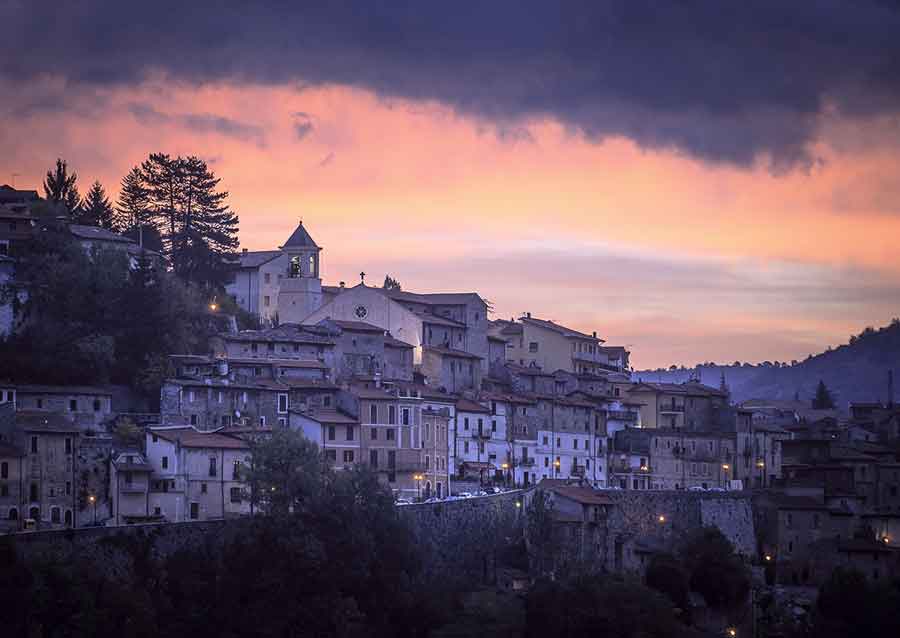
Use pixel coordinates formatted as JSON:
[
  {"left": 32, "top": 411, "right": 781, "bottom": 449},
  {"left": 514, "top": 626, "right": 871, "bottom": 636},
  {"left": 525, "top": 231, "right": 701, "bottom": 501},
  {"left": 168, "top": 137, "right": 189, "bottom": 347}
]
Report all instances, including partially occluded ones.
[{"left": 4, "top": 1, "right": 900, "bottom": 169}]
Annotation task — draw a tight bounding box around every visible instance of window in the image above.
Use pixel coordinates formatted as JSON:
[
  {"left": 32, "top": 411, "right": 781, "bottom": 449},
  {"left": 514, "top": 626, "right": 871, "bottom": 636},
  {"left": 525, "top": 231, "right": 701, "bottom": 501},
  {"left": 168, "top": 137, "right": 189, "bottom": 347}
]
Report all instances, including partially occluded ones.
[
  {"left": 343, "top": 450, "right": 354, "bottom": 463},
  {"left": 425, "top": 456, "right": 430, "bottom": 470},
  {"left": 264, "top": 272, "right": 271, "bottom": 284},
  {"left": 201, "top": 483, "right": 208, "bottom": 494},
  {"left": 388, "top": 406, "right": 396, "bottom": 424},
  {"left": 66, "top": 481, "right": 71, "bottom": 495},
  {"left": 93, "top": 399, "right": 101, "bottom": 412},
  {"left": 542, "top": 436, "right": 548, "bottom": 446},
  {"left": 328, "top": 426, "right": 336, "bottom": 441},
  {"left": 30, "top": 483, "right": 38, "bottom": 502},
  {"left": 8, "top": 508, "right": 16, "bottom": 520},
  {"left": 402, "top": 408, "right": 410, "bottom": 426},
  {"left": 370, "top": 450, "right": 378, "bottom": 468},
  {"left": 190, "top": 503, "right": 199, "bottom": 519},
  {"left": 464, "top": 417, "right": 470, "bottom": 431},
  {"left": 233, "top": 460, "right": 242, "bottom": 480},
  {"left": 230, "top": 487, "right": 242, "bottom": 503},
  {"left": 259, "top": 416, "right": 266, "bottom": 427},
  {"left": 574, "top": 439, "right": 579, "bottom": 450},
  {"left": 209, "top": 457, "right": 217, "bottom": 477},
  {"left": 30, "top": 436, "right": 38, "bottom": 453},
  {"left": 51, "top": 507, "right": 60, "bottom": 524},
  {"left": 162, "top": 456, "right": 169, "bottom": 469},
  {"left": 370, "top": 427, "right": 378, "bottom": 440},
  {"left": 277, "top": 393, "right": 288, "bottom": 413},
  {"left": 0, "top": 484, "right": 7, "bottom": 497},
  {"left": 370, "top": 404, "right": 378, "bottom": 423},
  {"left": 69, "top": 399, "right": 77, "bottom": 411},
  {"left": 154, "top": 506, "right": 161, "bottom": 516},
  {"left": 190, "top": 414, "right": 198, "bottom": 426},
  {"left": 264, "top": 295, "right": 270, "bottom": 306},
  {"left": 529, "top": 342, "right": 539, "bottom": 353},
  {"left": 37, "top": 398, "right": 43, "bottom": 408},
  {"left": 544, "top": 457, "right": 549, "bottom": 467},
  {"left": 325, "top": 449, "right": 336, "bottom": 462},
  {"left": 0, "top": 462, "right": 6, "bottom": 479},
  {"left": 346, "top": 426, "right": 354, "bottom": 441},
  {"left": 323, "top": 395, "right": 332, "bottom": 407},
  {"left": 464, "top": 441, "right": 470, "bottom": 453},
  {"left": 278, "top": 417, "right": 286, "bottom": 428},
  {"left": 386, "top": 428, "right": 395, "bottom": 441},
  {"left": 188, "top": 390, "right": 195, "bottom": 402}
]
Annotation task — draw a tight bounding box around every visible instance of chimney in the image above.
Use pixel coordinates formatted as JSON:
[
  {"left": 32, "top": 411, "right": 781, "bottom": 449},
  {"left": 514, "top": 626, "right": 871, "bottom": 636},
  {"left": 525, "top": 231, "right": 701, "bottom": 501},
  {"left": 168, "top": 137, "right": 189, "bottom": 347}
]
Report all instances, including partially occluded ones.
[
  {"left": 339, "top": 281, "right": 345, "bottom": 289},
  {"left": 592, "top": 331, "right": 597, "bottom": 338},
  {"left": 526, "top": 312, "right": 531, "bottom": 319},
  {"left": 889, "top": 370, "right": 895, "bottom": 408},
  {"left": 242, "top": 248, "right": 248, "bottom": 254}
]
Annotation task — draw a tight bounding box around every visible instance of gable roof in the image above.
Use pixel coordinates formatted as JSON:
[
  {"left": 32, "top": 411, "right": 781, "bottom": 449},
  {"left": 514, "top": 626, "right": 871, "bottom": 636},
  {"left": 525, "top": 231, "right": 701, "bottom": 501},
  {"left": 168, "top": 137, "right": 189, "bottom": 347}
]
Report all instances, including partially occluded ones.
[
  {"left": 327, "top": 319, "right": 385, "bottom": 333},
  {"left": 151, "top": 427, "right": 250, "bottom": 450},
  {"left": 69, "top": 224, "right": 133, "bottom": 244},
  {"left": 521, "top": 316, "right": 600, "bottom": 341},
  {"left": 384, "top": 289, "right": 485, "bottom": 307},
  {"left": 236, "top": 250, "right": 283, "bottom": 269},
  {"left": 548, "top": 484, "right": 614, "bottom": 506},
  {"left": 280, "top": 222, "right": 320, "bottom": 249},
  {"left": 456, "top": 398, "right": 491, "bottom": 413}
]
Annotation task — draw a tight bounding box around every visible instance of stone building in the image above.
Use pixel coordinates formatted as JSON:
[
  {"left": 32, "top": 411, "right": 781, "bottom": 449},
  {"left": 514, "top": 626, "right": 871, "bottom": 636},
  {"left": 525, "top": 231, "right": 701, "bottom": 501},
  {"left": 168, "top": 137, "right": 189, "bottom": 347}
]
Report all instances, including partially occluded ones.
[
  {"left": 214, "top": 324, "right": 336, "bottom": 373},
  {"left": 0, "top": 438, "right": 24, "bottom": 532},
  {"left": 144, "top": 427, "right": 251, "bottom": 522},
  {"left": 500, "top": 314, "right": 607, "bottom": 375},
  {"left": 11, "top": 385, "right": 114, "bottom": 431},
  {"left": 453, "top": 398, "right": 498, "bottom": 483},
  {"left": 227, "top": 249, "right": 288, "bottom": 324},
  {"left": 421, "top": 406, "right": 451, "bottom": 499},
  {"left": 0, "top": 408, "right": 79, "bottom": 530}
]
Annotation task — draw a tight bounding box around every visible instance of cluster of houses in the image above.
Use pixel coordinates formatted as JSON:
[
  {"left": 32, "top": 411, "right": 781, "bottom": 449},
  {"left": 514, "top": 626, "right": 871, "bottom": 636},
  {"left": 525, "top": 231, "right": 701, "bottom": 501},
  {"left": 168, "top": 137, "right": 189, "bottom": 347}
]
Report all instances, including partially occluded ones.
[{"left": 2, "top": 211, "right": 900, "bottom": 588}]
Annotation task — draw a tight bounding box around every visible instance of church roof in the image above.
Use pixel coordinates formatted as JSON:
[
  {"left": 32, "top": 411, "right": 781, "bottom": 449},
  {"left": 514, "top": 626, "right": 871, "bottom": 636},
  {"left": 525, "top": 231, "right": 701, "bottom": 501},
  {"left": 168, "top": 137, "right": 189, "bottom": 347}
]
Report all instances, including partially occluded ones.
[{"left": 281, "top": 221, "right": 320, "bottom": 250}]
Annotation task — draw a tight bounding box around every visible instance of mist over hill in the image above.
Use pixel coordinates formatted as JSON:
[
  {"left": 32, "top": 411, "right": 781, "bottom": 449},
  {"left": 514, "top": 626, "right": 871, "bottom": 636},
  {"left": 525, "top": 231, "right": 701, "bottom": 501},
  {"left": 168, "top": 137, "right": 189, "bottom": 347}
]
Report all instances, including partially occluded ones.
[{"left": 634, "top": 319, "right": 900, "bottom": 408}]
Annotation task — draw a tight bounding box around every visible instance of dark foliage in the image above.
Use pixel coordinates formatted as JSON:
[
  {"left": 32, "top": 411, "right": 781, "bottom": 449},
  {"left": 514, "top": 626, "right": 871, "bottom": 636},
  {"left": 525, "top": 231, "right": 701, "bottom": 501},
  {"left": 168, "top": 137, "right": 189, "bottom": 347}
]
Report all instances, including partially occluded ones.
[
  {"left": 645, "top": 552, "right": 691, "bottom": 611},
  {"left": 679, "top": 526, "right": 750, "bottom": 610},
  {"left": 42, "top": 157, "right": 81, "bottom": 215},
  {"left": 812, "top": 379, "right": 836, "bottom": 409},
  {"left": 525, "top": 574, "right": 696, "bottom": 638},
  {"left": 78, "top": 180, "right": 117, "bottom": 230},
  {"left": 810, "top": 568, "right": 900, "bottom": 638}
]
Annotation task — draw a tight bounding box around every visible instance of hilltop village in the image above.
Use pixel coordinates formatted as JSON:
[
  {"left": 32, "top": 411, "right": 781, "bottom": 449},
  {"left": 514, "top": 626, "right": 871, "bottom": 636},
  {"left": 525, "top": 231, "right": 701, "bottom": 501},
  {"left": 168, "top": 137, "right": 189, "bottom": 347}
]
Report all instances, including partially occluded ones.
[{"left": 2, "top": 182, "right": 900, "bottom": 607}]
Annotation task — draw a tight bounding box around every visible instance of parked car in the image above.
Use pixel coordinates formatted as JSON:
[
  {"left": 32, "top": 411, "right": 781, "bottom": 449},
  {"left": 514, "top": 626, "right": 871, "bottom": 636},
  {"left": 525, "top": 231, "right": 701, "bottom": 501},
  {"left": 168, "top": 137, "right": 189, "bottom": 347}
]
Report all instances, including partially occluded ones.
[
  {"left": 456, "top": 492, "right": 473, "bottom": 498},
  {"left": 688, "top": 486, "right": 706, "bottom": 492},
  {"left": 395, "top": 498, "right": 413, "bottom": 505}
]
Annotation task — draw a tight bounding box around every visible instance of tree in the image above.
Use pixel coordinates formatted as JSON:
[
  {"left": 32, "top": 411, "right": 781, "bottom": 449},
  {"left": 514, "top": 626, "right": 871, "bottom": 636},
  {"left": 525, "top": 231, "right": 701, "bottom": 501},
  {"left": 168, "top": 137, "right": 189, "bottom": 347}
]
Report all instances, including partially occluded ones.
[
  {"left": 811, "top": 568, "right": 900, "bottom": 638},
  {"left": 116, "top": 166, "right": 153, "bottom": 235},
  {"left": 813, "top": 379, "right": 836, "bottom": 409},
  {"left": 79, "top": 180, "right": 117, "bottom": 229},
  {"left": 646, "top": 553, "right": 690, "bottom": 611},
  {"left": 679, "top": 527, "right": 750, "bottom": 610},
  {"left": 525, "top": 490, "right": 556, "bottom": 577},
  {"left": 383, "top": 275, "right": 402, "bottom": 290},
  {"left": 247, "top": 429, "right": 325, "bottom": 516},
  {"left": 43, "top": 157, "right": 81, "bottom": 214},
  {"left": 136, "top": 153, "right": 240, "bottom": 287},
  {"left": 525, "top": 575, "right": 694, "bottom": 638}
]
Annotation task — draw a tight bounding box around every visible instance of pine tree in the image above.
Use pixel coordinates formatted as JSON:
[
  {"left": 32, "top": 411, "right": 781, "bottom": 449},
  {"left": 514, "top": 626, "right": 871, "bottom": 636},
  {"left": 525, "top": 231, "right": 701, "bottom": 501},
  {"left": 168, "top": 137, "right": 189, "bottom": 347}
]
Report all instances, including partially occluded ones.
[
  {"left": 130, "top": 153, "right": 239, "bottom": 287},
  {"left": 79, "top": 181, "right": 117, "bottom": 229},
  {"left": 812, "top": 379, "right": 836, "bottom": 409},
  {"left": 43, "top": 158, "right": 81, "bottom": 214},
  {"left": 383, "top": 275, "right": 402, "bottom": 290},
  {"left": 116, "top": 166, "right": 151, "bottom": 232}
]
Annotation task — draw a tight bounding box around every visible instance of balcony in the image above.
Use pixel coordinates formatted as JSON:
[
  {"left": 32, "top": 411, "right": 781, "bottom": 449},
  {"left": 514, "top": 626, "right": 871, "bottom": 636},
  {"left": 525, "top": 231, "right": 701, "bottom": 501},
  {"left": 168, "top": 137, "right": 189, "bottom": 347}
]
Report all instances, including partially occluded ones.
[
  {"left": 659, "top": 404, "right": 685, "bottom": 413},
  {"left": 474, "top": 430, "right": 492, "bottom": 440},
  {"left": 608, "top": 410, "right": 638, "bottom": 421},
  {"left": 515, "top": 457, "right": 536, "bottom": 467}
]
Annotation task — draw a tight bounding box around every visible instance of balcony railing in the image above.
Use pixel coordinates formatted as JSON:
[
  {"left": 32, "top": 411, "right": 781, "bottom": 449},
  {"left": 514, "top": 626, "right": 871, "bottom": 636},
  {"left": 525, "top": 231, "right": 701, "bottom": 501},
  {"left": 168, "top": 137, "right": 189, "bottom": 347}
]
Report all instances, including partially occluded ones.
[
  {"left": 608, "top": 410, "right": 638, "bottom": 421},
  {"left": 516, "top": 457, "right": 536, "bottom": 467},
  {"left": 659, "top": 404, "right": 685, "bottom": 413}
]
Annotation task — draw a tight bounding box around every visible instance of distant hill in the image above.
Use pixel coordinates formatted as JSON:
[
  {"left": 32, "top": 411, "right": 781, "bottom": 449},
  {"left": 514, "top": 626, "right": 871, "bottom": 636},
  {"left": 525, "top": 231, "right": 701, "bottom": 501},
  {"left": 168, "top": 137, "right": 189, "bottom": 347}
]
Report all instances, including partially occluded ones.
[{"left": 634, "top": 319, "right": 900, "bottom": 408}]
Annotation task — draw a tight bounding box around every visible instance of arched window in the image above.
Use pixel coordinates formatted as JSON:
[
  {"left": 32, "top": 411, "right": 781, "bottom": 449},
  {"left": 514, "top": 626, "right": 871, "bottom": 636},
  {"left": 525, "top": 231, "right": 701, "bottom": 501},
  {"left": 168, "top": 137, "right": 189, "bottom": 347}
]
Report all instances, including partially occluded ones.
[
  {"left": 308, "top": 255, "right": 315, "bottom": 275},
  {"left": 64, "top": 510, "right": 73, "bottom": 527},
  {"left": 8, "top": 507, "right": 17, "bottom": 520},
  {"left": 424, "top": 481, "right": 432, "bottom": 499},
  {"left": 437, "top": 482, "right": 443, "bottom": 498},
  {"left": 29, "top": 506, "right": 39, "bottom": 520}
]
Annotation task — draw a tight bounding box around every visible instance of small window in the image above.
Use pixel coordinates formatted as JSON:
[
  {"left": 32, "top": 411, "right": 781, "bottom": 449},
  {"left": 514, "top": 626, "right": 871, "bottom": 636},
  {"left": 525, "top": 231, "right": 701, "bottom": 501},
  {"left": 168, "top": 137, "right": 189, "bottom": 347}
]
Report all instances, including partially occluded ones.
[
  {"left": 386, "top": 428, "right": 395, "bottom": 441},
  {"left": 388, "top": 406, "right": 396, "bottom": 424},
  {"left": 201, "top": 482, "right": 208, "bottom": 494},
  {"left": 69, "top": 399, "right": 77, "bottom": 411},
  {"left": 529, "top": 342, "right": 539, "bottom": 353},
  {"left": 346, "top": 426, "right": 354, "bottom": 441},
  {"left": 264, "top": 295, "right": 270, "bottom": 307},
  {"left": 371, "top": 428, "right": 378, "bottom": 440},
  {"left": 162, "top": 456, "right": 169, "bottom": 469},
  {"left": 402, "top": 409, "right": 410, "bottom": 426},
  {"left": 190, "top": 503, "right": 199, "bottom": 520},
  {"left": 93, "top": 399, "right": 101, "bottom": 412},
  {"left": 328, "top": 426, "right": 336, "bottom": 441},
  {"left": 209, "top": 457, "right": 217, "bottom": 477},
  {"left": 230, "top": 487, "right": 242, "bottom": 503},
  {"left": 65, "top": 438, "right": 72, "bottom": 454},
  {"left": 370, "top": 404, "right": 378, "bottom": 423},
  {"left": 343, "top": 450, "right": 354, "bottom": 463},
  {"left": 277, "top": 393, "right": 289, "bottom": 413},
  {"left": 30, "top": 436, "right": 38, "bottom": 454},
  {"left": 1, "top": 461, "right": 7, "bottom": 479}
]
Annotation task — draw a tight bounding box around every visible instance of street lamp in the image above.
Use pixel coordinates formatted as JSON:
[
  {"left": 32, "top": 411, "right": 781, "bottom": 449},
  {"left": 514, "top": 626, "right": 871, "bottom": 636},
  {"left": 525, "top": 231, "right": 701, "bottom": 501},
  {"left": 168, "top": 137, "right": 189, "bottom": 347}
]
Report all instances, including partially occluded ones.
[
  {"left": 88, "top": 494, "right": 96, "bottom": 525},
  {"left": 209, "top": 298, "right": 219, "bottom": 312},
  {"left": 554, "top": 459, "right": 560, "bottom": 474},
  {"left": 413, "top": 473, "right": 423, "bottom": 501},
  {"left": 726, "top": 627, "right": 737, "bottom": 638},
  {"left": 657, "top": 514, "right": 666, "bottom": 523},
  {"left": 501, "top": 462, "right": 509, "bottom": 488}
]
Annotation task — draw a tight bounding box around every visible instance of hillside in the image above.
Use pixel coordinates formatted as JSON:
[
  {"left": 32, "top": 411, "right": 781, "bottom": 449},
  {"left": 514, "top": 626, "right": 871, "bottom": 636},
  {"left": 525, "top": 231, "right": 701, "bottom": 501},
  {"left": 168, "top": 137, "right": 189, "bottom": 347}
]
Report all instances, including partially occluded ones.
[{"left": 635, "top": 319, "right": 900, "bottom": 407}]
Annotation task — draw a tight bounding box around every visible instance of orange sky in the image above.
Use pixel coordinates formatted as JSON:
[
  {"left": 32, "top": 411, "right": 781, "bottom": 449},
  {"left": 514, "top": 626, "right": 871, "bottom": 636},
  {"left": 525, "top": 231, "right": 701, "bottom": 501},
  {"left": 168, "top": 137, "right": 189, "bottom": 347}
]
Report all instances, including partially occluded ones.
[{"left": 3, "top": 78, "right": 899, "bottom": 368}]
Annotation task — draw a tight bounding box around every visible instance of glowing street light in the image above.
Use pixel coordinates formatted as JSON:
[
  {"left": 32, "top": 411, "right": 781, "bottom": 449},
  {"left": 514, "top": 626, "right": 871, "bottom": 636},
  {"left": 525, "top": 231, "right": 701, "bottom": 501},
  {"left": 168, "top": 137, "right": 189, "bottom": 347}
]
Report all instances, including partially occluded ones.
[
  {"left": 764, "top": 554, "right": 773, "bottom": 562},
  {"left": 721, "top": 463, "right": 730, "bottom": 471},
  {"left": 756, "top": 460, "right": 765, "bottom": 469},
  {"left": 413, "top": 473, "right": 424, "bottom": 500},
  {"left": 88, "top": 494, "right": 97, "bottom": 525},
  {"left": 726, "top": 627, "right": 737, "bottom": 638},
  {"left": 657, "top": 514, "right": 666, "bottom": 523}
]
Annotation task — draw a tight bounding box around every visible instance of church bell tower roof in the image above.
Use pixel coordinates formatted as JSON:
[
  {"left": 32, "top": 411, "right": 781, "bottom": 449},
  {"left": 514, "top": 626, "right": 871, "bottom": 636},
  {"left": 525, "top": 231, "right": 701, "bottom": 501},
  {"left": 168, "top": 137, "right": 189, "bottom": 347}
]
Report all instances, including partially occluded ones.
[{"left": 280, "top": 220, "right": 321, "bottom": 250}]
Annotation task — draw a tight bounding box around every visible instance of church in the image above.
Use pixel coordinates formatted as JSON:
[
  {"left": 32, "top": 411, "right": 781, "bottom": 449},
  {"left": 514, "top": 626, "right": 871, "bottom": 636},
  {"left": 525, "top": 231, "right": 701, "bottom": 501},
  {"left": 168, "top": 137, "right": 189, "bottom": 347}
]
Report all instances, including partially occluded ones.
[{"left": 226, "top": 222, "right": 492, "bottom": 392}]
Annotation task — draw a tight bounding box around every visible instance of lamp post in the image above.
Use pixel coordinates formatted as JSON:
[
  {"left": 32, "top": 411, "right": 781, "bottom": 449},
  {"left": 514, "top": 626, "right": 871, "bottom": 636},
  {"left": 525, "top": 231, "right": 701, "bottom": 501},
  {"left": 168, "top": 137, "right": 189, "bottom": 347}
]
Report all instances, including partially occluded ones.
[
  {"left": 501, "top": 462, "right": 509, "bottom": 488},
  {"left": 413, "top": 473, "right": 423, "bottom": 501},
  {"left": 721, "top": 463, "right": 730, "bottom": 489},
  {"left": 88, "top": 494, "right": 96, "bottom": 525}
]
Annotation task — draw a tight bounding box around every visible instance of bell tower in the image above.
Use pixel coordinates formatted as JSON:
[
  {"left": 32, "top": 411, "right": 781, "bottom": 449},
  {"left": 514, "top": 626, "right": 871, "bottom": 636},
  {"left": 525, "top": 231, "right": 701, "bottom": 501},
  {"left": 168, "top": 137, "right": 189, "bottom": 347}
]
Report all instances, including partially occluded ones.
[{"left": 276, "top": 220, "right": 323, "bottom": 323}]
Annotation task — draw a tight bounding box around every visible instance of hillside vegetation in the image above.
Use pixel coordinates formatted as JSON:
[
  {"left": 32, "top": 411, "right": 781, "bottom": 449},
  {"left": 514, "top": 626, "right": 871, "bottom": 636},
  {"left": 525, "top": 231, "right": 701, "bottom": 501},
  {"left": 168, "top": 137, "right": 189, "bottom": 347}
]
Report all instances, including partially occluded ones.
[{"left": 636, "top": 319, "right": 900, "bottom": 407}]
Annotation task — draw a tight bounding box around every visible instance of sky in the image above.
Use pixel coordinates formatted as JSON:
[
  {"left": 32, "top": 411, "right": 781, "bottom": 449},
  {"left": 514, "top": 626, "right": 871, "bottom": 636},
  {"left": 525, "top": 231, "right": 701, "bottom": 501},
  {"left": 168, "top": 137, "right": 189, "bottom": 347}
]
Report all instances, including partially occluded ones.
[{"left": 2, "top": 2, "right": 900, "bottom": 369}]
